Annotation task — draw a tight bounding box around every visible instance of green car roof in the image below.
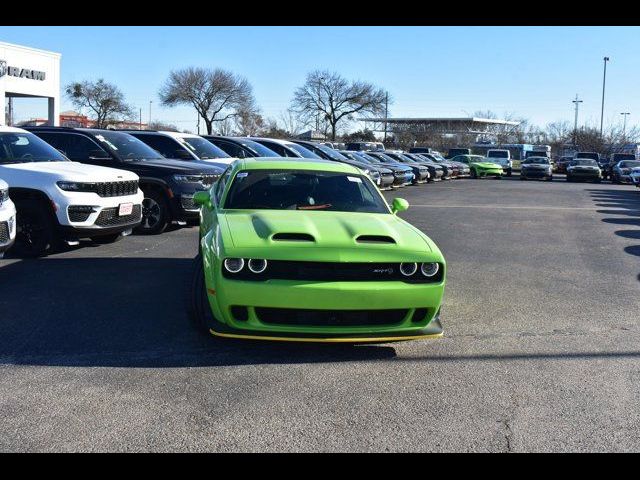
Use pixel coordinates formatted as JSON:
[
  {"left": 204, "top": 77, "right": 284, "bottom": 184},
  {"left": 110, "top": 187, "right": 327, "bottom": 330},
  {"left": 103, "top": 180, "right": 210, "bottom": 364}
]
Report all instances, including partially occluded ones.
[{"left": 235, "top": 157, "right": 360, "bottom": 174}]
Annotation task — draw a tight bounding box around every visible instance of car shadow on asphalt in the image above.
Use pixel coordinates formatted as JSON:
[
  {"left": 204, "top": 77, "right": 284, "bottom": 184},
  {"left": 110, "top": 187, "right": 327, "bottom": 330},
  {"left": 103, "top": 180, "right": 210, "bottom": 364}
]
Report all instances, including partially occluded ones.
[
  {"left": 0, "top": 257, "right": 397, "bottom": 368},
  {"left": 588, "top": 188, "right": 640, "bottom": 280}
]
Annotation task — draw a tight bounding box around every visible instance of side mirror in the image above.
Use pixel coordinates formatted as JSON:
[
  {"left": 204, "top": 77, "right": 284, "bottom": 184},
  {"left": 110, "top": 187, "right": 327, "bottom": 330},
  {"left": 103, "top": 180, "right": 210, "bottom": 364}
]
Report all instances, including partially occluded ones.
[
  {"left": 88, "top": 149, "right": 110, "bottom": 160},
  {"left": 392, "top": 198, "right": 409, "bottom": 214},
  {"left": 193, "top": 191, "right": 213, "bottom": 210}
]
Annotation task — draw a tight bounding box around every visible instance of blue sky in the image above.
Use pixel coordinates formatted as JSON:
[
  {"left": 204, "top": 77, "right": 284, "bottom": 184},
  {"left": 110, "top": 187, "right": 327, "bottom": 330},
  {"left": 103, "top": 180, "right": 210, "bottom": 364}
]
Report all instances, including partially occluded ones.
[{"left": 2, "top": 26, "right": 639, "bottom": 133}]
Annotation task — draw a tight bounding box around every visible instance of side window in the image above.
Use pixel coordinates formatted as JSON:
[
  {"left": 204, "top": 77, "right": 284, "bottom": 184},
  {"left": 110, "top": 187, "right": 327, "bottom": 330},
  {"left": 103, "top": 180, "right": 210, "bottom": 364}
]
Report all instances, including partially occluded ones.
[
  {"left": 36, "top": 133, "right": 108, "bottom": 161},
  {"left": 214, "top": 140, "right": 243, "bottom": 158},
  {"left": 34, "top": 132, "right": 67, "bottom": 155},
  {"left": 261, "top": 141, "right": 288, "bottom": 157},
  {"left": 135, "top": 135, "right": 183, "bottom": 158},
  {"left": 64, "top": 134, "right": 109, "bottom": 161},
  {"left": 215, "top": 168, "right": 233, "bottom": 205}
]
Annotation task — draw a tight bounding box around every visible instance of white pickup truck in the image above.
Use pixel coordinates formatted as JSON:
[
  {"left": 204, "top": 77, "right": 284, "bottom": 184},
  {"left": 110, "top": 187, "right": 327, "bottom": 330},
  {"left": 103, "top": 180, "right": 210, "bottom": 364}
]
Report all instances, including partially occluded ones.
[{"left": 486, "top": 149, "right": 513, "bottom": 176}]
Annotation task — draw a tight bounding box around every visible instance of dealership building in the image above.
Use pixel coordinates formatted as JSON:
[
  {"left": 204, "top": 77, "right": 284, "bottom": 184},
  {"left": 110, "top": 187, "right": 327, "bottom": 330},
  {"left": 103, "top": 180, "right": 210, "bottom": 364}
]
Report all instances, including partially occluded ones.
[{"left": 1, "top": 41, "right": 61, "bottom": 126}]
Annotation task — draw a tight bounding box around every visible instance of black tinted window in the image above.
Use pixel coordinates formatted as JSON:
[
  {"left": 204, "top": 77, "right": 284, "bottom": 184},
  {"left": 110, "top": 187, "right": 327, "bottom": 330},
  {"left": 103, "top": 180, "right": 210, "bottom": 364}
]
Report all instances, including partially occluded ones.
[
  {"left": 211, "top": 139, "right": 244, "bottom": 157},
  {"left": 134, "top": 134, "right": 187, "bottom": 159}
]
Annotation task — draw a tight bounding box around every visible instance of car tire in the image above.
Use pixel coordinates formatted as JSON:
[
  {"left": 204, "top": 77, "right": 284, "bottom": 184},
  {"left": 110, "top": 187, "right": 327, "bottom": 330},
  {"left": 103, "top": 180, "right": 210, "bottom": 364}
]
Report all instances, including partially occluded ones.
[
  {"left": 136, "top": 188, "right": 169, "bottom": 235},
  {"left": 90, "top": 233, "right": 123, "bottom": 244},
  {"left": 548, "top": 176, "right": 553, "bottom": 181},
  {"left": 507, "top": 169, "right": 512, "bottom": 177},
  {"left": 471, "top": 169, "right": 477, "bottom": 179},
  {"left": 11, "top": 199, "right": 57, "bottom": 258},
  {"left": 189, "top": 253, "right": 216, "bottom": 335}
]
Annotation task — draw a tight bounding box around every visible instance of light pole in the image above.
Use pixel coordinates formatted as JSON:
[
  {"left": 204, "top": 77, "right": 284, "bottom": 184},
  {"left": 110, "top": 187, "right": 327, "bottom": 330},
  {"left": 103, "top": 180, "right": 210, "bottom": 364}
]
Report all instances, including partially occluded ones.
[
  {"left": 149, "top": 100, "right": 153, "bottom": 128},
  {"left": 621, "top": 112, "right": 630, "bottom": 140},
  {"left": 600, "top": 56, "right": 610, "bottom": 136},
  {"left": 572, "top": 94, "right": 583, "bottom": 147}
]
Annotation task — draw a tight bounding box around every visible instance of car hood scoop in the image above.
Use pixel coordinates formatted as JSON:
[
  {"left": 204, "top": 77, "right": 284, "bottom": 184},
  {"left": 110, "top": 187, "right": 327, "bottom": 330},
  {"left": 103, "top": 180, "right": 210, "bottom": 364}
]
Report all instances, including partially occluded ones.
[{"left": 222, "top": 210, "right": 429, "bottom": 252}]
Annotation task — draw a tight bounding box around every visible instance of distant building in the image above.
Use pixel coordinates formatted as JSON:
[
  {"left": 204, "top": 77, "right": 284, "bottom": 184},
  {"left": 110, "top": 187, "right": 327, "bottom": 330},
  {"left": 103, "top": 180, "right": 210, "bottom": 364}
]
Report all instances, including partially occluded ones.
[
  {"left": 59, "top": 110, "right": 91, "bottom": 127},
  {"left": 17, "top": 111, "right": 147, "bottom": 130},
  {"left": 1, "top": 41, "right": 61, "bottom": 126},
  {"left": 297, "top": 130, "right": 326, "bottom": 141}
]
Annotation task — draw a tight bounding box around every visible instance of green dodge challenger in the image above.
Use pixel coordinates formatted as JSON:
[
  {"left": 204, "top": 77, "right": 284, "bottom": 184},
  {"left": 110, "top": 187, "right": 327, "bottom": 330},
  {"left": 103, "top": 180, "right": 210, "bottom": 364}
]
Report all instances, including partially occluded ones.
[
  {"left": 190, "top": 158, "right": 446, "bottom": 343},
  {"left": 451, "top": 155, "right": 504, "bottom": 179}
]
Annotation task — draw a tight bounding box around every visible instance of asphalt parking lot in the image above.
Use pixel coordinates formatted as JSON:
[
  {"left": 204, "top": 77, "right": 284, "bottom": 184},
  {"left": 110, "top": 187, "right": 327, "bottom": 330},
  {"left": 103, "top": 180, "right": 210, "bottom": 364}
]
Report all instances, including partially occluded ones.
[{"left": 1, "top": 174, "right": 640, "bottom": 452}]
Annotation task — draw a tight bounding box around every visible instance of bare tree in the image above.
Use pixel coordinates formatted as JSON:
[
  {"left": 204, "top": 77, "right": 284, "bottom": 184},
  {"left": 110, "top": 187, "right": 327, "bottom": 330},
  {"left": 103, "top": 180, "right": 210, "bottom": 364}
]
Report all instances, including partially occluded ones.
[
  {"left": 65, "top": 79, "right": 134, "bottom": 128},
  {"left": 279, "top": 108, "right": 304, "bottom": 137},
  {"left": 159, "top": 67, "right": 256, "bottom": 135},
  {"left": 291, "top": 70, "right": 388, "bottom": 141},
  {"left": 234, "top": 100, "right": 264, "bottom": 136},
  {"left": 216, "top": 117, "right": 236, "bottom": 136},
  {"left": 147, "top": 121, "right": 180, "bottom": 132}
]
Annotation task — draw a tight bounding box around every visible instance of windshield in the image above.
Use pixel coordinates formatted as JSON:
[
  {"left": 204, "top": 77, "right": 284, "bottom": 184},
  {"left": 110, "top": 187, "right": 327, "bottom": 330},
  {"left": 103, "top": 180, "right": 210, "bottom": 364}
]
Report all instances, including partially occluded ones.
[
  {"left": 372, "top": 152, "right": 400, "bottom": 163},
  {"left": 93, "top": 131, "right": 164, "bottom": 161},
  {"left": 315, "top": 144, "right": 348, "bottom": 161},
  {"left": 0, "top": 132, "right": 68, "bottom": 164},
  {"left": 488, "top": 151, "right": 509, "bottom": 158},
  {"left": 240, "top": 139, "right": 279, "bottom": 157},
  {"left": 353, "top": 152, "right": 380, "bottom": 163},
  {"left": 286, "top": 143, "right": 322, "bottom": 159},
  {"left": 179, "top": 136, "right": 230, "bottom": 160},
  {"left": 619, "top": 161, "right": 640, "bottom": 168},
  {"left": 575, "top": 152, "right": 599, "bottom": 161},
  {"left": 523, "top": 157, "right": 550, "bottom": 165},
  {"left": 570, "top": 159, "right": 598, "bottom": 166},
  {"left": 224, "top": 169, "right": 388, "bottom": 213},
  {"left": 614, "top": 154, "right": 636, "bottom": 161}
]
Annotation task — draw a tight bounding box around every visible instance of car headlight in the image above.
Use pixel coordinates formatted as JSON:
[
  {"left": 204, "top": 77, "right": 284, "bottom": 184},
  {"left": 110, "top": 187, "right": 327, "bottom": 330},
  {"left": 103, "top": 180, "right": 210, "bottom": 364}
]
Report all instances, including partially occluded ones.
[
  {"left": 0, "top": 188, "right": 8, "bottom": 206},
  {"left": 399, "top": 262, "right": 418, "bottom": 276},
  {"left": 248, "top": 258, "right": 268, "bottom": 274},
  {"left": 173, "top": 174, "right": 206, "bottom": 184},
  {"left": 223, "top": 258, "right": 245, "bottom": 273},
  {"left": 421, "top": 262, "right": 439, "bottom": 277},
  {"left": 56, "top": 181, "right": 96, "bottom": 192}
]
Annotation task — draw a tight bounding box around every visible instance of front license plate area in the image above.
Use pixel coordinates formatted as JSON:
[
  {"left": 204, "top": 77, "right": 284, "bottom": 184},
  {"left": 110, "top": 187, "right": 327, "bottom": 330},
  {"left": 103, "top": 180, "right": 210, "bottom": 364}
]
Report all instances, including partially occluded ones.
[{"left": 118, "top": 203, "right": 133, "bottom": 216}]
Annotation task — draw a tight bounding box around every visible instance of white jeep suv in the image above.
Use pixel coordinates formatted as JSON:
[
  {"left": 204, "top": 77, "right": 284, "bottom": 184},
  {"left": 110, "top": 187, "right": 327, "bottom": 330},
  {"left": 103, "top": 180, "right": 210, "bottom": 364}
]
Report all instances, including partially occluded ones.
[
  {"left": 0, "top": 126, "right": 143, "bottom": 257},
  {"left": 0, "top": 178, "right": 17, "bottom": 256}
]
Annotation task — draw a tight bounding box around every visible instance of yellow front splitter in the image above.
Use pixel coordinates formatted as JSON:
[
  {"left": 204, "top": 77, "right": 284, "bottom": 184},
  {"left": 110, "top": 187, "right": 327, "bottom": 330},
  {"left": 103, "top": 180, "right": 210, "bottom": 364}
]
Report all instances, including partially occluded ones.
[
  {"left": 208, "top": 315, "right": 443, "bottom": 344},
  {"left": 209, "top": 329, "right": 443, "bottom": 343}
]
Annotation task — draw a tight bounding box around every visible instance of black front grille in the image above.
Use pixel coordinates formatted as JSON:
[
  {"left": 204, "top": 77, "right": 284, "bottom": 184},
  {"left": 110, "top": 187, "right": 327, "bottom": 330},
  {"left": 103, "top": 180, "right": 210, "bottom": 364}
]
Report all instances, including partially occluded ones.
[
  {"left": 180, "top": 195, "right": 196, "bottom": 210},
  {"left": 68, "top": 206, "right": 93, "bottom": 222},
  {"left": 255, "top": 307, "right": 408, "bottom": 327},
  {"left": 93, "top": 181, "right": 139, "bottom": 197},
  {"left": 94, "top": 205, "right": 142, "bottom": 227},
  {"left": 222, "top": 260, "right": 444, "bottom": 284},
  {"left": 0, "top": 222, "right": 8, "bottom": 243}
]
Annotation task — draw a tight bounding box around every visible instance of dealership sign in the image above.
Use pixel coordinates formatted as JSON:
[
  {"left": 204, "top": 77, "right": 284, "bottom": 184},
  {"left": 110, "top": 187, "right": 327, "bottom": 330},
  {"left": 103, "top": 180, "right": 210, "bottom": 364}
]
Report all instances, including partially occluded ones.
[{"left": 0, "top": 59, "right": 46, "bottom": 81}]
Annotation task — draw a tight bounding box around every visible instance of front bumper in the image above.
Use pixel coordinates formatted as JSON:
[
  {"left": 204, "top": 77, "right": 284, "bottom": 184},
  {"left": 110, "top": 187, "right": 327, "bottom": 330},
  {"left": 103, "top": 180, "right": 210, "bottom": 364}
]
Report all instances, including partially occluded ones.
[
  {"left": 478, "top": 169, "right": 503, "bottom": 177},
  {"left": 567, "top": 171, "right": 601, "bottom": 180},
  {"left": 203, "top": 259, "right": 445, "bottom": 341},
  {"left": 208, "top": 313, "right": 443, "bottom": 343},
  {"left": 521, "top": 169, "right": 552, "bottom": 179},
  {"left": 615, "top": 174, "right": 634, "bottom": 184},
  {"left": 0, "top": 208, "right": 17, "bottom": 253}
]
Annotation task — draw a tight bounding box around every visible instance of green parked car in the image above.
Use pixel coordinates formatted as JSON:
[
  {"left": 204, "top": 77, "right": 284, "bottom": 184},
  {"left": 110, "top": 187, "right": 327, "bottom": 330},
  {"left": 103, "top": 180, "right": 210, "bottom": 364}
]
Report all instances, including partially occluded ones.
[
  {"left": 451, "top": 155, "right": 504, "bottom": 179},
  {"left": 189, "top": 158, "right": 446, "bottom": 343}
]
